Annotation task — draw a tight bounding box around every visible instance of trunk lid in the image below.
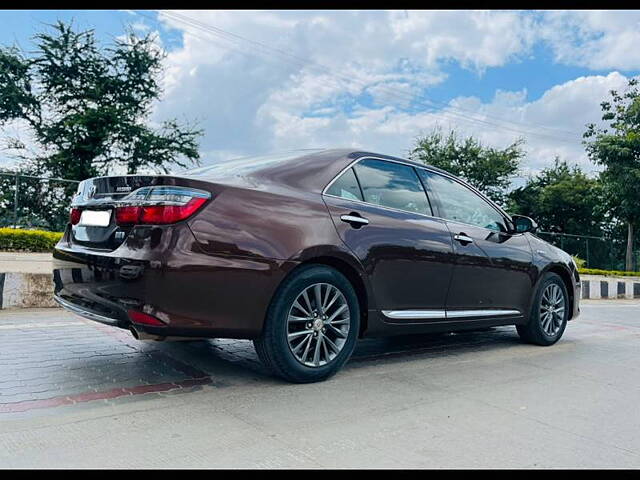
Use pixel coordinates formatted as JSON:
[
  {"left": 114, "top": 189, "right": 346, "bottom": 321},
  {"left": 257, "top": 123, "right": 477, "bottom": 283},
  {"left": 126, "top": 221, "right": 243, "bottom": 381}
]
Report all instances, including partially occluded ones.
[{"left": 70, "top": 175, "right": 202, "bottom": 250}]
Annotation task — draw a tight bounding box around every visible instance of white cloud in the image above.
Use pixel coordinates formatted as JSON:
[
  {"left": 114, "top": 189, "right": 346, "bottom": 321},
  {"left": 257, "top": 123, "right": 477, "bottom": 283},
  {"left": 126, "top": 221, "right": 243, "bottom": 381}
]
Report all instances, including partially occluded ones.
[
  {"left": 5, "top": 9, "right": 638, "bottom": 182},
  {"left": 540, "top": 10, "right": 640, "bottom": 70},
  {"left": 149, "top": 10, "right": 640, "bottom": 178},
  {"left": 388, "top": 10, "right": 536, "bottom": 71},
  {"left": 153, "top": 10, "right": 540, "bottom": 167},
  {"left": 258, "top": 72, "right": 633, "bottom": 178},
  {"left": 130, "top": 21, "right": 151, "bottom": 33}
]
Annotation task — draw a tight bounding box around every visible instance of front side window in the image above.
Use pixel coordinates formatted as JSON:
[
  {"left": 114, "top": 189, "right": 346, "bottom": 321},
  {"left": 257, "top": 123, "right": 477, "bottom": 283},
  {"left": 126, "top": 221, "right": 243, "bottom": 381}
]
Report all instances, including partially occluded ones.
[
  {"left": 325, "top": 167, "right": 363, "bottom": 201},
  {"left": 353, "top": 159, "right": 432, "bottom": 215},
  {"left": 418, "top": 170, "right": 507, "bottom": 232}
]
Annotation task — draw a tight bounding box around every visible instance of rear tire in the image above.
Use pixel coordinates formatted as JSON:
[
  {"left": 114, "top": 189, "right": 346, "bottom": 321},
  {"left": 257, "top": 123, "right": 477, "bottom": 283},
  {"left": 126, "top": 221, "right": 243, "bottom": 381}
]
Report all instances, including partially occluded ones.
[
  {"left": 517, "top": 272, "right": 568, "bottom": 346},
  {"left": 254, "top": 265, "right": 360, "bottom": 383}
]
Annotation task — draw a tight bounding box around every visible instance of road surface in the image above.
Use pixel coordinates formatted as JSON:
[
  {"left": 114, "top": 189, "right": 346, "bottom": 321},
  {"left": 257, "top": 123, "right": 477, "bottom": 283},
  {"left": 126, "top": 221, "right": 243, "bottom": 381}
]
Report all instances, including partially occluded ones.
[{"left": 0, "top": 301, "right": 638, "bottom": 468}]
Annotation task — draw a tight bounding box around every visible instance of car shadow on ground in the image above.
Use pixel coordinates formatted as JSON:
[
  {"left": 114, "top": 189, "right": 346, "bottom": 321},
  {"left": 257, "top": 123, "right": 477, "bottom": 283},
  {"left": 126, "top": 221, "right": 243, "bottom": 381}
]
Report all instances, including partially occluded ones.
[{"left": 148, "top": 325, "right": 524, "bottom": 384}]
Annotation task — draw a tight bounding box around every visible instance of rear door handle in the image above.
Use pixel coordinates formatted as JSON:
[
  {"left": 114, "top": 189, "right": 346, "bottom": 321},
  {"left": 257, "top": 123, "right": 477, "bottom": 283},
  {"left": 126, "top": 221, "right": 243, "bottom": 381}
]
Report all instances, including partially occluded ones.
[
  {"left": 340, "top": 214, "right": 369, "bottom": 227},
  {"left": 454, "top": 233, "right": 473, "bottom": 244}
]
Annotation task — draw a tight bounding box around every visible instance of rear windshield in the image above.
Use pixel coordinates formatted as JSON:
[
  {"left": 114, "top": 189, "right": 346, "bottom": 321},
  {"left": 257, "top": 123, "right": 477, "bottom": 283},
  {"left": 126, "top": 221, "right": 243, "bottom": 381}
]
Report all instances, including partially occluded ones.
[{"left": 183, "top": 150, "right": 325, "bottom": 177}]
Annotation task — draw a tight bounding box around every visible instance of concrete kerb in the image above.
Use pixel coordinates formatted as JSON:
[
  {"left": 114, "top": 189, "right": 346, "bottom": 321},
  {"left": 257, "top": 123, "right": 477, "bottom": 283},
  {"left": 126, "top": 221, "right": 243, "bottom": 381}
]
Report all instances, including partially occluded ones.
[
  {"left": 0, "top": 271, "right": 57, "bottom": 309},
  {"left": 580, "top": 274, "right": 640, "bottom": 300}
]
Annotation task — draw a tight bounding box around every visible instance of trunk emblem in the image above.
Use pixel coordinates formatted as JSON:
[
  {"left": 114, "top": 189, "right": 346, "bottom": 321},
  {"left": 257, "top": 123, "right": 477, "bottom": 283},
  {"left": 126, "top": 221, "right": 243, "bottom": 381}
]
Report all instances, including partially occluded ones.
[{"left": 116, "top": 186, "right": 132, "bottom": 192}]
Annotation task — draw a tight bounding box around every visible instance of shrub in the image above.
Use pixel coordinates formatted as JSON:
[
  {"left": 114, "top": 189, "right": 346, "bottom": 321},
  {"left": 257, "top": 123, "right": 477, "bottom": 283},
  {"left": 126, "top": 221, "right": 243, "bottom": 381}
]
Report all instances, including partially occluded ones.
[
  {"left": 578, "top": 267, "right": 640, "bottom": 278},
  {"left": 0, "top": 228, "right": 63, "bottom": 252},
  {"left": 572, "top": 256, "right": 586, "bottom": 269}
]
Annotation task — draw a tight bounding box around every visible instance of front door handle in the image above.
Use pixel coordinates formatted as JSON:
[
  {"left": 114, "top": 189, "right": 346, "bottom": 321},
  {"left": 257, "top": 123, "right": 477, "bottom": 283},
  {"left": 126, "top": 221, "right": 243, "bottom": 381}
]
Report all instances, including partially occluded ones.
[
  {"left": 454, "top": 233, "right": 473, "bottom": 244},
  {"left": 340, "top": 214, "right": 369, "bottom": 227}
]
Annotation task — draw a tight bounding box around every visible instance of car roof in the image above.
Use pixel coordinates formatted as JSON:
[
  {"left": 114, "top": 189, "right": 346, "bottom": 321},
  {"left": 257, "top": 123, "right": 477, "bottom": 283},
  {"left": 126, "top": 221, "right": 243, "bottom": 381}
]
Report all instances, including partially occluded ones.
[{"left": 182, "top": 148, "right": 449, "bottom": 194}]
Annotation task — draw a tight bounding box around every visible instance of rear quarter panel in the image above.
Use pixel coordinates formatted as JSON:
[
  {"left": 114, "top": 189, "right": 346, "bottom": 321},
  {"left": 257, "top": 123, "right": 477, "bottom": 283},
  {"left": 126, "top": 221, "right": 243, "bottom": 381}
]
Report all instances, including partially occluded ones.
[
  {"left": 187, "top": 184, "right": 377, "bottom": 322},
  {"left": 188, "top": 184, "right": 351, "bottom": 262}
]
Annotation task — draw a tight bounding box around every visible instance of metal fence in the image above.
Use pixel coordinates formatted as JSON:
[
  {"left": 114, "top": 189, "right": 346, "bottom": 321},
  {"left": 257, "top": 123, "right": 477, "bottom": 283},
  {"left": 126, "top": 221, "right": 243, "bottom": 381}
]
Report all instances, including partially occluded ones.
[
  {"left": 0, "top": 172, "right": 79, "bottom": 232},
  {"left": 536, "top": 231, "right": 637, "bottom": 271}
]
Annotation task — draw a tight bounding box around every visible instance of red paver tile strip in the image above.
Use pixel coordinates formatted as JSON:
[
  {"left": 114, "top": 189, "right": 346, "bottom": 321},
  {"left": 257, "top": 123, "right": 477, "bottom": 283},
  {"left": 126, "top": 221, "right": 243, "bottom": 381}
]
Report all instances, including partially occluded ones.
[{"left": 0, "top": 377, "right": 212, "bottom": 413}]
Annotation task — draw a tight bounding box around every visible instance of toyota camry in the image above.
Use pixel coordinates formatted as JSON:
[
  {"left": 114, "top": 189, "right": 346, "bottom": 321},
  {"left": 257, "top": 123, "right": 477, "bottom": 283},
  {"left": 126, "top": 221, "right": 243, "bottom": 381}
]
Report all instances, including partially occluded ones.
[{"left": 53, "top": 149, "right": 580, "bottom": 383}]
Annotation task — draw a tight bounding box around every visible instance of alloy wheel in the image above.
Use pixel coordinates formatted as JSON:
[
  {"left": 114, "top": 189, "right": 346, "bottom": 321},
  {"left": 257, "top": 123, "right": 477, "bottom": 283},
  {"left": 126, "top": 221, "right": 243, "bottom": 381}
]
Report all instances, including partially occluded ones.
[
  {"left": 539, "top": 283, "right": 566, "bottom": 336},
  {"left": 286, "top": 283, "right": 351, "bottom": 367}
]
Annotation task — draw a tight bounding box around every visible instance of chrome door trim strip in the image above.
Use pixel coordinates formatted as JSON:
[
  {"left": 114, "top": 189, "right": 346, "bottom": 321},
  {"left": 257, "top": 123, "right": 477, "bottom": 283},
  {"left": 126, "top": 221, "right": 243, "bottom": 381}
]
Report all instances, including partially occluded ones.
[
  {"left": 445, "top": 309, "right": 521, "bottom": 318},
  {"left": 382, "top": 310, "right": 447, "bottom": 320},
  {"left": 382, "top": 308, "right": 521, "bottom": 321}
]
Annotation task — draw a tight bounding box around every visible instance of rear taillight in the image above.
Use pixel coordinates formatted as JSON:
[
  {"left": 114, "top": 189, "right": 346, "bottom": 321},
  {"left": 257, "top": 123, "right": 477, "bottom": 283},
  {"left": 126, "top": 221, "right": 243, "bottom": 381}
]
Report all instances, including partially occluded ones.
[
  {"left": 70, "top": 208, "right": 81, "bottom": 225},
  {"left": 114, "top": 206, "right": 140, "bottom": 226},
  {"left": 115, "top": 186, "right": 210, "bottom": 226}
]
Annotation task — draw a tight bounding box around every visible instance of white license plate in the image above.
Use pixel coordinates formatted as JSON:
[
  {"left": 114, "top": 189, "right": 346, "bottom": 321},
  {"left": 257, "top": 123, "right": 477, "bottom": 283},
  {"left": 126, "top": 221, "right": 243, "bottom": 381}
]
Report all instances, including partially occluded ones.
[{"left": 79, "top": 210, "right": 111, "bottom": 227}]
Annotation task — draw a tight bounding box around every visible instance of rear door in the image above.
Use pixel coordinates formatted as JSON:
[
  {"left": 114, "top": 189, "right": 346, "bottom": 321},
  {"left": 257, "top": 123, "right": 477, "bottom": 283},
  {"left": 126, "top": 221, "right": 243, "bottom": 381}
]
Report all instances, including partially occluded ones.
[
  {"left": 323, "top": 158, "right": 454, "bottom": 320},
  {"left": 417, "top": 169, "right": 534, "bottom": 319}
]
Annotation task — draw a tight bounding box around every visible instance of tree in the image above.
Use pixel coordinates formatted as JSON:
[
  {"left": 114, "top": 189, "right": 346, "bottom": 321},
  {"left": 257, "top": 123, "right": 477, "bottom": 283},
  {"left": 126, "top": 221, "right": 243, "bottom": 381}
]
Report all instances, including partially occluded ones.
[
  {"left": 0, "top": 21, "right": 202, "bottom": 178},
  {"left": 0, "top": 21, "right": 202, "bottom": 230},
  {"left": 507, "top": 158, "right": 604, "bottom": 236},
  {"left": 584, "top": 78, "right": 640, "bottom": 271},
  {"left": 409, "top": 127, "right": 525, "bottom": 204},
  {"left": 0, "top": 172, "right": 75, "bottom": 230}
]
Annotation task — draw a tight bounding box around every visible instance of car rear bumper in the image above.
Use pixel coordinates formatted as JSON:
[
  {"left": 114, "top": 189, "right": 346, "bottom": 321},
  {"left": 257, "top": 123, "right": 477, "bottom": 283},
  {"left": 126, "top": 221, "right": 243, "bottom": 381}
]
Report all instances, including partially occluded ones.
[
  {"left": 53, "top": 223, "right": 298, "bottom": 339},
  {"left": 53, "top": 294, "right": 121, "bottom": 326}
]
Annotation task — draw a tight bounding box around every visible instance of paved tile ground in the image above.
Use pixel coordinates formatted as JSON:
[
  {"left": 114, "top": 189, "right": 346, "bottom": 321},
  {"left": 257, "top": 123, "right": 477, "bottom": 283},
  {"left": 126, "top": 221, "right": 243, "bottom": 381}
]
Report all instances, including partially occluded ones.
[
  {"left": 0, "top": 308, "right": 539, "bottom": 414},
  {"left": 0, "top": 301, "right": 639, "bottom": 468}
]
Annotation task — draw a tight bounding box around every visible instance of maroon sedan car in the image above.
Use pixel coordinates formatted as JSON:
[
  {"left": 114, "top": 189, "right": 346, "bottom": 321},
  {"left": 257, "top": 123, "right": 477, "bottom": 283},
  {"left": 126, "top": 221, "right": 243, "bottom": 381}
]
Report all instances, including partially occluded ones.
[{"left": 53, "top": 149, "right": 580, "bottom": 383}]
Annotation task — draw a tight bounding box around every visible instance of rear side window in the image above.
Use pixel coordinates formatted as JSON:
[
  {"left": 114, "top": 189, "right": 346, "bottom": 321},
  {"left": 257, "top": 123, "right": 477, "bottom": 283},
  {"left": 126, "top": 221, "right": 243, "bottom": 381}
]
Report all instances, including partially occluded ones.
[
  {"left": 418, "top": 169, "right": 507, "bottom": 232},
  {"left": 354, "top": 159, "right": 432, "bottom": 215},
  {"left": 325, "top": 168, "right": 363, "bottom": 201}
]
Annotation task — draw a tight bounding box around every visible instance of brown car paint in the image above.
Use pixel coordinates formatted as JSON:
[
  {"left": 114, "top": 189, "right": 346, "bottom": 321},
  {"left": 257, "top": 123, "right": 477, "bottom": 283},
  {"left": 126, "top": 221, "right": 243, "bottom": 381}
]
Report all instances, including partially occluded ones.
[{"left": 53, "top": 149, "right": 580, "bottom": 340}]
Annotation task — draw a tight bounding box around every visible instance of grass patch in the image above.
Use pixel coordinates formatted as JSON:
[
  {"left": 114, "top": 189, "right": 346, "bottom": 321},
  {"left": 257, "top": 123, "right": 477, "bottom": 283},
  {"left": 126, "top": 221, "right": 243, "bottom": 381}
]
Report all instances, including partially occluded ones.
[{"left": 578, "top": 267, "right": 640, "bottom": 278}]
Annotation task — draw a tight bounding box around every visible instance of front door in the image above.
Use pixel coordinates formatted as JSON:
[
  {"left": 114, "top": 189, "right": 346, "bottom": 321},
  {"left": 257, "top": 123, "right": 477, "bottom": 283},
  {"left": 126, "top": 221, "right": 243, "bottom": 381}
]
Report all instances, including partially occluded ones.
[{"left": 417, "top": 169, "right": 535, "bottom": 319}]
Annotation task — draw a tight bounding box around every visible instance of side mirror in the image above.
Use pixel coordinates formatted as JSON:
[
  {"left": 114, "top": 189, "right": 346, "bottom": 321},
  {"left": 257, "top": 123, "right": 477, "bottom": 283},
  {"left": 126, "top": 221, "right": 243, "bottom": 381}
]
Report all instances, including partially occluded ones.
[{"left": 511, "top": 215, "right": 538, "bottom": 234}]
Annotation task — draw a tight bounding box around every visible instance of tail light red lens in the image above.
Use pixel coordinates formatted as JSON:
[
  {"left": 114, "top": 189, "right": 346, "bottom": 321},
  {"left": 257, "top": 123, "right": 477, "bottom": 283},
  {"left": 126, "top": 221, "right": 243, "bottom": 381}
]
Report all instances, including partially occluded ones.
[
  {"left": 115, "top": 206, "right": 141, "bottom": 226},
  {"left": 128, "top": 310, "right": 166, "bottom": 326},
  {"left": 139, "top": 197, "right": 207, "bottom": 224},
  {"left": 114, "top": 187, "right": 210, "bottom": 226},
  {"left": 70, "top": 208, "right": 81, "bottom": 225}
]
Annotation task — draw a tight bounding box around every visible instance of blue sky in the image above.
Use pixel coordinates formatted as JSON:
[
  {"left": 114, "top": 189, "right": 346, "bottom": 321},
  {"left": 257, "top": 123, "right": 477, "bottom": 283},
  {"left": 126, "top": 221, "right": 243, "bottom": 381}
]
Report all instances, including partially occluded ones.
[{"left": 1, "top": 10, "right": 640, "bottom": 177}]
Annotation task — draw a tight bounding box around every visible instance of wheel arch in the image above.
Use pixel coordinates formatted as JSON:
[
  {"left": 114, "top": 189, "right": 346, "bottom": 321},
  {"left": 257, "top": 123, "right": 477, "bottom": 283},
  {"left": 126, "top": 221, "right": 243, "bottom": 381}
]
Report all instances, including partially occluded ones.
[
  {"left": 270, "top": 253, "right": 372, "bottom": 338},
  {"left": 540, "top": 264, "right": 576, "bottom": 320}
]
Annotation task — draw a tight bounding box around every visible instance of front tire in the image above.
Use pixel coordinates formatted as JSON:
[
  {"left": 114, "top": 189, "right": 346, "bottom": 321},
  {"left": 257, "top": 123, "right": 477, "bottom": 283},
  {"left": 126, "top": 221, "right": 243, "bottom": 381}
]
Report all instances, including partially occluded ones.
[
  {"left": 517, "top": 272, "right": 568, "bottom": 346},
  {"left": 254, "top": 265, "right": 360, "bottom": 383}
]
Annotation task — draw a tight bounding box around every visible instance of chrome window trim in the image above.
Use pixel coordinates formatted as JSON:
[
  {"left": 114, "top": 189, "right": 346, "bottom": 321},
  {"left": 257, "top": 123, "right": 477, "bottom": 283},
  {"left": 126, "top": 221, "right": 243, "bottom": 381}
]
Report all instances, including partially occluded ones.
[
  {"left": 417, "top": 170, "right": 512, "bottom": 234},
  {"left": 382, "top": 308, "right": 521, "bottom": 321},
  {"left": 324, "top": 156, "right": 435, "bottom": 217},
  {"left": 443, "top": 218, "right": 516, "bottom": 237},
  {"left": 321, "top": 155, "right": 514, "bottom": 232},
  {"left": 323, "top": 192, "right": 445, "bottom": 222}
]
